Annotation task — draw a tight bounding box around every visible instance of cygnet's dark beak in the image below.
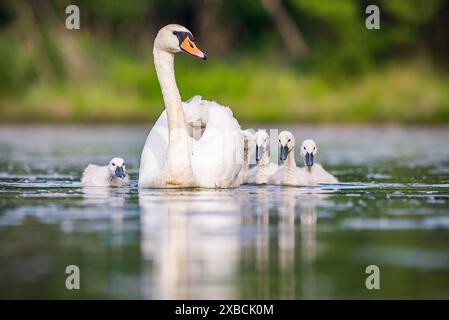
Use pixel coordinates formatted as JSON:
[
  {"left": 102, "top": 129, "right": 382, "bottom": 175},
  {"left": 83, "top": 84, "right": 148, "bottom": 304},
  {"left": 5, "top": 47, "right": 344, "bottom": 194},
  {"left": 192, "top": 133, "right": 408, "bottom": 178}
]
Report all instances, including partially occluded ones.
[
  {"left": 115, "top": 166, "right": 126, "bottom": 178},
  {"left": 255, "top": 145, "right": 261, "bottom": 162},
  {"left": 305, "top": 152, "right": 314, "bottom": 167},
  {"left": 280, "top": 145, "right": 289, "bottom": 161}
]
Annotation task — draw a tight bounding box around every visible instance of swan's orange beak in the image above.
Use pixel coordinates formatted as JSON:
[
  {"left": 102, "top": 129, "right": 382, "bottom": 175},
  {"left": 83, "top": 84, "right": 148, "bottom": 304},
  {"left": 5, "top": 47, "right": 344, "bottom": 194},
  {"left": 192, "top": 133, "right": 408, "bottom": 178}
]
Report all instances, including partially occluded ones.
[{"left": 181, "top": 37, "right": 207, "bottom": 60}]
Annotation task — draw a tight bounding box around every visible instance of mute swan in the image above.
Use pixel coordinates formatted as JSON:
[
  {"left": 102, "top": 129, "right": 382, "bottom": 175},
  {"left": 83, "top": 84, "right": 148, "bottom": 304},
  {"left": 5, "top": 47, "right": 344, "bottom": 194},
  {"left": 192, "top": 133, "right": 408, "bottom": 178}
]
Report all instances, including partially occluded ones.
[
  {"left": 81, "top": 157, "right": 130, "bottom": 187},
  {"left": 236, "top": 130, "right": 255, "bottom": 185},
  {"left": 245, "top": 130, "right": 278, "bottom": 184},
  {"left": 138, "top": 24, "right": 243, "bottom": 188},
  {"left": 268, "top": 131, "right": 308, "bottom": 186},
  {"left": 299, "top": 139, "right": 338, "bottom": 185}
]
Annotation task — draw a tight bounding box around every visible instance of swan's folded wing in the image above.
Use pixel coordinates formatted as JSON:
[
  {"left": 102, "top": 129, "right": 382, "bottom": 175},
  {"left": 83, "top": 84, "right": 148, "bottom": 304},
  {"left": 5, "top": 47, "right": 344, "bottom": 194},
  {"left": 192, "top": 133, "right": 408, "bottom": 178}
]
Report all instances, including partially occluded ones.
[
  {"left": 138, "top": 111, "right": 169, "bottom": 186},
  {"left": 201, "top": 99, "right": 234, "bottom": 118},
  {"left": 190, "top": 100, "right": 243, "bottom": 187},
  {"left": 183, "top": 95, "right": 205, "bottom": 122},
  {"left": 185, "top": 95, "right": 202, "bottom": 105}
]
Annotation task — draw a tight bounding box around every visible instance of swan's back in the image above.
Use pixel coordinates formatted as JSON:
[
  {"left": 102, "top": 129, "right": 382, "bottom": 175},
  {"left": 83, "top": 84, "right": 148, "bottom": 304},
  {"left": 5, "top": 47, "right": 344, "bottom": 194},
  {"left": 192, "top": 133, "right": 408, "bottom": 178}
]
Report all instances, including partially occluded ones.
[
  {"left": 191, "top": 99, "right": 243, "bottom": 188},
  {"left": 138, "top": 96, "right": 204, "bottom": 187},
  {"left": 138, "top": 96, "right": 243, "bottom": 188}
]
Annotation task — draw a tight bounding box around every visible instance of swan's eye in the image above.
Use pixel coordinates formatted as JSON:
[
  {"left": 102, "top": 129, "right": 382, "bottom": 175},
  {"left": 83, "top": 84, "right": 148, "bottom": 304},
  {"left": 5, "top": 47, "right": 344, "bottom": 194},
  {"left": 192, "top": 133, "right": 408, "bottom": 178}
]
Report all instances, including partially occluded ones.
[
  {"left": 303, "top": 147, "right": 306, "bottom": 150},
  {"left": 112, "top": 163, "right": 115, "bottom": 166},
  {"left": 172, "top": 31, "right": 178, "bottom": 35},
  {"left": 288, "top": 139, "right": 291, "bottom": 142}
]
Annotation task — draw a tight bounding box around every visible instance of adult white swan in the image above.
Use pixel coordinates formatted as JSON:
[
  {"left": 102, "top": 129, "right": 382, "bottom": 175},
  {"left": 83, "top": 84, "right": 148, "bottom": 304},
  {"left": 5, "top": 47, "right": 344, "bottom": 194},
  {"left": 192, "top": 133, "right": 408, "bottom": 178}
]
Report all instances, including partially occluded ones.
[{"left": 138, "top": 24, "right": 243, "bottom": 188}]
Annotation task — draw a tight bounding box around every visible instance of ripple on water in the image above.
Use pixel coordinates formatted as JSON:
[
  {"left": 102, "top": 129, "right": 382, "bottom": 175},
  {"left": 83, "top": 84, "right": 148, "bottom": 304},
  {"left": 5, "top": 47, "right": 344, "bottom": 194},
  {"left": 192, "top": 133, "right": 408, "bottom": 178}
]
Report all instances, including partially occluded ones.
[
  {"left": 355, "top": 246, "right": 449, "bottom": 270},
  {"left": 342, "top": 216, "right": 449, "bottom": 230}
]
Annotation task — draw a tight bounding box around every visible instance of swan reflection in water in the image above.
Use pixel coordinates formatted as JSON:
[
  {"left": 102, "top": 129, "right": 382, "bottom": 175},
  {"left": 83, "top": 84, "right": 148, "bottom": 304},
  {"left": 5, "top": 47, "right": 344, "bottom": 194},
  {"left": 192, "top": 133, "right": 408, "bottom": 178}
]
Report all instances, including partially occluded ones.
[
  {"left": 139, "top": 189, "right": 242, "bottom": 299},
  {"left": 138, "top": 186, "right": 334, "bottom": 299}
]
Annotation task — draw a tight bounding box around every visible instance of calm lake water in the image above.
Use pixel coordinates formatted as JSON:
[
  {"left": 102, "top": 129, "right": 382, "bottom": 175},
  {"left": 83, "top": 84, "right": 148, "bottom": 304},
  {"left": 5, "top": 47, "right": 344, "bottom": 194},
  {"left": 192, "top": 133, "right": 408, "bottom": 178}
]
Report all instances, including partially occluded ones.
[{"left": 0, "top": 125, "right": 448, "bottom": 299}]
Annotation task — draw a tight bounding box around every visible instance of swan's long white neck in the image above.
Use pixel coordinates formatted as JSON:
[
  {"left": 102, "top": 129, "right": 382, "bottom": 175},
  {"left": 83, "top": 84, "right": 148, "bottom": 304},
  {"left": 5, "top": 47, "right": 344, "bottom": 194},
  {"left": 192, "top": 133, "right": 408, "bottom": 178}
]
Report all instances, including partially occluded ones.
[
  {"left": 153, "top": 45, "right": 194, "bottom": 183},
  {"left": 153, "top": 48, "right": 186, "bottom": 131}
]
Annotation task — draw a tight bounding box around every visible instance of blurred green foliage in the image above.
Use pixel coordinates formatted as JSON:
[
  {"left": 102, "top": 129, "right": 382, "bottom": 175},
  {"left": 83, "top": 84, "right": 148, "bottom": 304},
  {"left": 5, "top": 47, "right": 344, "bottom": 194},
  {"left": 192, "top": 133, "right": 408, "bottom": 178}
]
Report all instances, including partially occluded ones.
[{"left": 0, "top": 0, "right": 448, "bottom": 123}]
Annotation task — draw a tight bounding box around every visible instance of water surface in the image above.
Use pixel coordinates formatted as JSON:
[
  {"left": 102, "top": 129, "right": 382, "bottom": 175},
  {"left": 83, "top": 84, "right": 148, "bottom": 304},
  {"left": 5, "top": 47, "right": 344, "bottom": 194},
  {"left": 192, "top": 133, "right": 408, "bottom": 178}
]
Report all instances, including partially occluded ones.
[{"left": 0, "top": 125, "right": 448, "bottom": 299}]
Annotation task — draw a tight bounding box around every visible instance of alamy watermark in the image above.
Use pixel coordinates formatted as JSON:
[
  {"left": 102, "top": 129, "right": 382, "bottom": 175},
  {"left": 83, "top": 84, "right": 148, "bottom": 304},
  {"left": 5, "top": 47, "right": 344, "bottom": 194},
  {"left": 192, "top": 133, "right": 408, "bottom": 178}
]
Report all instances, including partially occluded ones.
[
  {"left": 365, "top": 265, "right": 380, "bottom": 290},
  {"left": 65, "top": 265, "right": 80, "bottom": 290},
  {"left": 65, "top": 5, "right": 80, "bottom": 30},
  {"left": 365, "top": 5, "right": 380, "bottom": 30},
  {"left": 64, "top": 4, "right": 379, "bottom": 31}
]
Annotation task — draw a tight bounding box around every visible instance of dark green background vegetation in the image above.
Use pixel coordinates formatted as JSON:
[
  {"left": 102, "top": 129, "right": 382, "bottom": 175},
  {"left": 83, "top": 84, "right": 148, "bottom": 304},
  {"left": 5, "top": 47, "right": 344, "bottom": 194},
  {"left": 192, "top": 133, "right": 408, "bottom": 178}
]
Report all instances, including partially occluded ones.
[{"left": 0, "top": 0, "right": 448, "bottom": 123}]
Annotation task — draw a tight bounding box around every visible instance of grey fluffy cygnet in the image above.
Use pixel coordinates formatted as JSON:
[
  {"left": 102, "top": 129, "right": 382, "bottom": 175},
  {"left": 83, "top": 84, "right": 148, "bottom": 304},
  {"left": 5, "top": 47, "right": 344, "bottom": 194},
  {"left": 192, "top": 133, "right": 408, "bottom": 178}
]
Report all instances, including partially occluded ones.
[
  {"left": 245, "top": 129, "right": 278, "bottom": 184},
  {"left": 81, "top": 157, "right": 130, "bottom": 187},
  {"left": 269, "top": 132, "right": 338, "bottom": 186},
  {"left": 298, "top": 139, "right": 338, "bottom": 185}
]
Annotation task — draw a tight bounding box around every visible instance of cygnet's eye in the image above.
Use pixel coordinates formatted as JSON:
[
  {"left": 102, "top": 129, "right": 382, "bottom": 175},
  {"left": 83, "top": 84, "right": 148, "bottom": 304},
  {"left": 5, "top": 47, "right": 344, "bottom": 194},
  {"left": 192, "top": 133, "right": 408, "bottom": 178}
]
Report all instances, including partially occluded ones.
[
  {"left": 288, "top": 139, "right": 291, "bottom": 142},
  {"left": 112, "top": 163, "right": 115, "bottom": 166},
  {"left": 303, "top": 147, "right": 306, "bottom": 150},
  {"left": 313, "top": 147, "right": 316, "bottom": 150}
]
